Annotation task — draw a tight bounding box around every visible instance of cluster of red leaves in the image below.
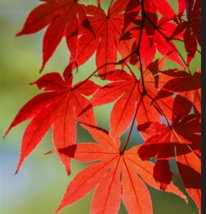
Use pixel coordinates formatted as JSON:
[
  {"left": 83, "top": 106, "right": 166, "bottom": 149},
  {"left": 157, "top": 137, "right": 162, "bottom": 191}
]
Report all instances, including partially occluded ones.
[{"left": 6, "top": 0, "right": 201, "bottom": 214}]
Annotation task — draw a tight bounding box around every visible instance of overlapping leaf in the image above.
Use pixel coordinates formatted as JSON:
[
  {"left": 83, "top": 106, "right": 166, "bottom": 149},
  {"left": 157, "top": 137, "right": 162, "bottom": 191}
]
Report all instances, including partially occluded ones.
[
  {"left": 5, "top": 64, "right": 100, "bottom": 175},
  {"left": 143, "top": 0, "right": 175, "bottom": 19},
  {"left": 173, "top": 0, "right": 201, "bottom": 65},
  {"left": 130, "top": 16, "right": 185, "bottom": 68},
  {"left": 52, "top": 125, "right": 187, "bottom": 214},
  {"left": 137, "top": 95, "right": 201, "bottom": 212},
  {"left": 68, "top": 0, "right": 138, "bottom": 76},
  {"left": 84, "top": 57, "right": 175, "bottom": 139},
  {"left": 155, "top": 68, "right": 201, "bottom": 114}
]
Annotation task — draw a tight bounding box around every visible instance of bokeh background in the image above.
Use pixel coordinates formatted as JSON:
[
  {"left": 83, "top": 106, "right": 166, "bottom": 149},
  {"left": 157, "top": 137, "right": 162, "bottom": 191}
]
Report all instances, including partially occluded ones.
[{"left": 0, "top": 0, "right": 201, "bottom": 213}]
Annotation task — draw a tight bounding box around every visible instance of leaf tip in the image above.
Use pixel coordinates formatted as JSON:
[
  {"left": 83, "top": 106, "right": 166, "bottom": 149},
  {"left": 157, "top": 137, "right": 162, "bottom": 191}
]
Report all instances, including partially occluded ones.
[
  {"left": 16, "top": 32, "right": 22, "bottom": 37},
  {"left": 55, "top": 206, "right": 62, "bottom": 214},
  {"left": 184, "top": 196, "right": 189, "bottom": 204},
  {"left": 44, "top": 150, "right": 57, "bottom": 155},
  {"left": 14, "top": 167, "right": 19, "bottom": 175},
  {"left": 160, "top": 183, "right": 167, "bottom": 191},
  {"left": 39, "top": 62, "right": 46, "bottom": 73},
  {"left": 39, "top": 67, "right": 44, "bottom": 74},
  {"left": 66, "top": 169, "right": 71, "bottom": 176},
  {"left": 4, "top": 128, "right": 11, "bottom": 138}
]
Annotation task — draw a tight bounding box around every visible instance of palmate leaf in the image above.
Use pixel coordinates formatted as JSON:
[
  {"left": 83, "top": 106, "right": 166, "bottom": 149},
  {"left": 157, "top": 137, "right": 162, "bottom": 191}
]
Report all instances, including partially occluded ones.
[
  {"left": 83, "top": 56, "right": 175, "bottom": 139},
  {"left": 124, "top": 0, "right": 176, "bottom": 31},
  {"left": 144, "top": 0, "right": 175, "bottom": 19},
  {"left": 5, "top": 64, "right": 100, "bottom": 175},
  {"left": 137, "top": 94, "right": 201, "bottom": 212},
  {"left": 17, "top": 0, "right": 94, "bottom": 72},
  {"left": 130, "top": 16, "right": 185, "bottom": 69},
  {"left": 49, "top": 124, "right": 187, "bottom": 214},
  {"left": 68, "top": 0, "right": 137, "bottom": 76},
  {"left": 155, "top": 68, "right": 201, "bottom": 115},
  {"left": 173, "top": 0, "right": 201, "bottom": 65}
]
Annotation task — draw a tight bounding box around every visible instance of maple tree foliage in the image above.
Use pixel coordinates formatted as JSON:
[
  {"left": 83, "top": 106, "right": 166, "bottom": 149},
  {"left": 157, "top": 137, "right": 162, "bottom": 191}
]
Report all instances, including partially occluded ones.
[{"left": 6, "top": 0, "right": 201, "bottom": 213}]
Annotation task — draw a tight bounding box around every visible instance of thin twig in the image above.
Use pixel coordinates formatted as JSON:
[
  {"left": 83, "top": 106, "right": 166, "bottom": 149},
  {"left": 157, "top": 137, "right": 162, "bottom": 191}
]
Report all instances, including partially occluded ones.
[
  {"left": 120, "top": 0, "right": 157, "bottom": 153},
  {"left": 71, "top": 61, "right": 119, "bottom": 90},
  {"left": 121, "top": 93, "right": 145, "bottom": 154},
  {"left": 124, "top": 62, "right": 138, "bottom": 81},
  {"left": 172, "top": 38, "right": 201, "bottom": 54},
  {"left": 108, "top": 0, "right": 114, "bottom": 17},
  {"left": 146, "top": 93, "right": 171, "bottom": 128},
  {"left": 144, "top": 14, "right": 192, "bottom": 75},
  {"left": 135, "top": 0, "right": 146, "bottom": 93}
]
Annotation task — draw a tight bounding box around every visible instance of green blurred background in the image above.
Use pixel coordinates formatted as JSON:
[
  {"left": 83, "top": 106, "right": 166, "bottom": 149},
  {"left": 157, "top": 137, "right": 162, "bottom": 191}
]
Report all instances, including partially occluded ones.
[{"left": 0, "top": 0, "right": 201, "bottom": 213}]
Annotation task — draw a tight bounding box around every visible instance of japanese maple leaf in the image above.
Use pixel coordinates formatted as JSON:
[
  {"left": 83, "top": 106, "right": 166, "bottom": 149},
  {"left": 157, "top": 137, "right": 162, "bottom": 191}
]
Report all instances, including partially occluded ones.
[
  {"left": 83, "top": 57, "right": 175, "bottom": 139},
  {"left": 155, "top": 68, "right": 201, "bottom": 115},
  {"left": 5, "top": 64, "right": 100, "bottom": 175},
  {"left": 68, "top": 0, "right": 137, "bottom": 77},
  {"left": 143, "top": 0, "right": 176, "bottom": 20},
  {"left": 122, "top": 0, "right": 141, "bottom": 34},
  {"left": 173, "top": 0, "right": 201, "bottom": 65},
  {"left": 50, "top": 124, "right": 187, "bottom": 214},
  {"left": 128, "top": 0, "right": 176, "bottom": 32},
  {"left": 17, "top": 0, "right": 93, "bottom": 72},
  {"left": 131, "top": 16, "right": 185, "bottom": 68},
  {"left": 137, "top": 105, "right": 201, "bottom": 212},
  {"left": 129, "top": 27, "right": 156, "bottom": 70},
  {"left": 122, "top": 1, "right": 161, "bottom": 70}
]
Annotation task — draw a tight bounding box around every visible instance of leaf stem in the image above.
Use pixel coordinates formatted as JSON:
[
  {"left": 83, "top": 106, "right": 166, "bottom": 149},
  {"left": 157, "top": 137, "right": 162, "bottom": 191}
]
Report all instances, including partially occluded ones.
[
  {"left": 136, "top": 0, "right": 145, "bottom": 51},
  {"left": 72, "top": 50, "right": 140, "bottom": 90},
  {"left": 172, "top": 38, "right": 201, "bottom": 54},
  {"left": 124, "top": 62, "right": 137, "bottom": 81},
  {"left": 71, "top": 61, "right": 119, "bottom": 90},
  {"left": 146, "top": 93, "right": 171, "bottom": 128},
  {"left": 135, "top": 0, "right": 146, "bottom": 93},
  {"left": 120, "top": 93, "right": 145, "bottom": 155},
  {"left": 108, "top": 0, "right": 114, "bottom": 17},
  {"left": 137, "top": 52, "right": 146, "bottom": 93}
]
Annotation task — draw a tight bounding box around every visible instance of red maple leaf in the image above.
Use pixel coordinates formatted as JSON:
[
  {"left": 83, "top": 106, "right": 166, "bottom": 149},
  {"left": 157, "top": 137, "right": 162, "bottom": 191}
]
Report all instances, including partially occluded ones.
[
  {"left": 155, "top": 68, "right": 201, "bottom": 115},
  {"left": 68, "top": 0, "right": 137, "bottom": 76},
  {"left": 84, "top": 56, "right": 175, "bottom": 139},
  {"left": 5, "top": 64, "right": 100, "bottom": 175},
  {"left": 144, "top": 0, "right": 175, "bottom": 20},
  {"left": 137, "top": 96, "right": 201, "bottom": 211},
  {"left": 17, "top": 0, "right": 93, "bottom": 72},
  {"left": 130, "top": 16, "right": 185, "bottom": 68},
  {"left": 128, "top": 0, "right": 176, "bottom": 32},
  {"left": 173, "top": 0, "right": 201, "bottom": 65},
  {"left": 127, "top": 26, "right": 156, "bottom": 70},
  {"left": 49, "top": 124, "right": 187, "bottom": 214},
  {"left": 122, "top": 0, "right": 141, "bottom": 34}
]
